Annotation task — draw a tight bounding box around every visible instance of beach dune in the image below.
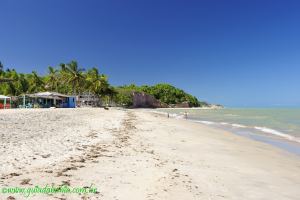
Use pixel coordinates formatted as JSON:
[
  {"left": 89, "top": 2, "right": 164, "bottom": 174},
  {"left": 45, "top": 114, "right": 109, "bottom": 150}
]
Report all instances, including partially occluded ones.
[{"left": 0, "top": 108, "right": 299, "bottom": 200}]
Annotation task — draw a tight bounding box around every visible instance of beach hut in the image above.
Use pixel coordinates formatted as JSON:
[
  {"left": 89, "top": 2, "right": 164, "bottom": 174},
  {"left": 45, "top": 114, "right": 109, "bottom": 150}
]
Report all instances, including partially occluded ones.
[
  {"left": 0, "top": 95, "right": 11, "bottom": 109},
  {"left": 18, "top": 92, "right": 76, "bottom": 108}
]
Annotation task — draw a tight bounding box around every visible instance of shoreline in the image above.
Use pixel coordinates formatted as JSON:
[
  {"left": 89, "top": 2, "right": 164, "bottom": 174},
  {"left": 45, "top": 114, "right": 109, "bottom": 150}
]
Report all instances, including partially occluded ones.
[
  {"left": 155, "top": 106, "right": 223, "bottom": 110},
  {"left": 149, "top": 108, "right": 300, "bottom": 156},
  {"left": 0, "top": 108, "right": 299, "bottom": 199}
]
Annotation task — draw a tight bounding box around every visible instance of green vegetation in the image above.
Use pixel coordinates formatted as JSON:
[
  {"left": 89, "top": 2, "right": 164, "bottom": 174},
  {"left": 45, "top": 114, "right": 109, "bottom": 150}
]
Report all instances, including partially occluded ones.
[
  {"left": 115, "top": 84, "right": 209, "bottom": 107},
  {"left": 0, "top": 61, "right": 113, "bottom": 98},
  {"left": 0, "top": 60, "right": 209, "bottom": 107},
  {"left": 113, "top": 87, "right": 134, "bottom": 107}
]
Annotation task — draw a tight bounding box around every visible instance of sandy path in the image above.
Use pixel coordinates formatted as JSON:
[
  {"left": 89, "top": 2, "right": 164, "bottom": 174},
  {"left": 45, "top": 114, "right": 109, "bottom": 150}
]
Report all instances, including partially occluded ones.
[{"left": 0, "top": 108, "right": 299, "bottom": 200}]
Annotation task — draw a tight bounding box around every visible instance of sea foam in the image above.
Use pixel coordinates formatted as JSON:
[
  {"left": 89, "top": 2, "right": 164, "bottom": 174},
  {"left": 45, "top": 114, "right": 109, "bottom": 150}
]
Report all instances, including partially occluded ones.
[
  {"left": 197, "top": 120, "right": 215, "bottom": 125},
  {"left": 254, "top": 126, "right": 300, "bottom": 143},
  {"left": 152, "top": 109, "right": 300, "bottom": 144},
  {"left": 231, "top": 123, "right": 247, "bottom": 128}
]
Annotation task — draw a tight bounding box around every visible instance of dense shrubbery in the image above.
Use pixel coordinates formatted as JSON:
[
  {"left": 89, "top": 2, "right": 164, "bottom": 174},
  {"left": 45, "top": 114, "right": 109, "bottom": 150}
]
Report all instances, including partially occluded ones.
[
  {"left": 113, "top": 87, "right": 134, "bottom": 107},
  {"left": 116, "top": 84, "right": 209, "bottom": 107}
]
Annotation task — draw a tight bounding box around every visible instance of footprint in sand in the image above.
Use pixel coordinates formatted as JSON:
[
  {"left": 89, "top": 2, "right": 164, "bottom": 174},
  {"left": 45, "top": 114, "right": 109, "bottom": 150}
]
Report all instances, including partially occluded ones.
[
  {"left": 41, "top": 154, "right": 51, "bottom": 158},
  {"left": 61, "top": 180, "right": 71, "bottom": 186},
  {"left": 20, "top": 178, "right": 31, "bottom": 185}
]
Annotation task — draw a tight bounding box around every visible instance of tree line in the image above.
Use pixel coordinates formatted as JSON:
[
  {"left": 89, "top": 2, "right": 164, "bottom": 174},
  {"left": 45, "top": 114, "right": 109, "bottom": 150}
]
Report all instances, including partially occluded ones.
[
  {"left": 0, "top": 61, "right": 208, "bottom": 107},
  {"left": 0, "top": 60, "right": 113, "bottom": 97}
]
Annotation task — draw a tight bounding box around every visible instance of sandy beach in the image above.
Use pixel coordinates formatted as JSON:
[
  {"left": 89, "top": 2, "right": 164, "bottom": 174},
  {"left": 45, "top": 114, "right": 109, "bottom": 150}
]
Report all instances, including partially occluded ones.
[{"left": 0, "top": 108, "right": 299, "bottom": 200}]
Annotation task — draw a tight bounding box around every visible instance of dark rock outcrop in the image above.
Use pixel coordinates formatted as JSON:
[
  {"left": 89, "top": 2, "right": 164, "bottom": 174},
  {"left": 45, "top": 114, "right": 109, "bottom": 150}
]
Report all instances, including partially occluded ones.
[{"left": 131, "top": 92, "right": 162, "bottom": 108}]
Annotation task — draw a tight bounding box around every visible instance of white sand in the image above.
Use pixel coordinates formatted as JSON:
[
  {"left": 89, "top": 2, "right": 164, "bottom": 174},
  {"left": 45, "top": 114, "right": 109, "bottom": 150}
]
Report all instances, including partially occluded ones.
[{"left": 0, "top": 108, "right": 299, "bottom": 200}]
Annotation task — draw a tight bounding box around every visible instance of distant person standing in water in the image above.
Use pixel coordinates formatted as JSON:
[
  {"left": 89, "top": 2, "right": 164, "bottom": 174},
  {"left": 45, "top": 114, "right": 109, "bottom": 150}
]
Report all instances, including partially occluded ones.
[
  {"left": 167, "top": 113, "right": 169, "bottom": 118},
  {"left": 184, "top": 111, "right": 188, "bottom": 119}
]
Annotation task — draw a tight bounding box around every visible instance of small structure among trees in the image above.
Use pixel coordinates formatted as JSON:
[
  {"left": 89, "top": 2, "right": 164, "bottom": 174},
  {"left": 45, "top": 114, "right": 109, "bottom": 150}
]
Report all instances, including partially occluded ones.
[
  {"left": 76, "top": 92, "right": 101, "bottom": 107},
  {"left": 16, "top": 92, "right": 76, "bottom": 108},
  {"left": 0, "top": 95, "right": 11, "bottom": 109}
]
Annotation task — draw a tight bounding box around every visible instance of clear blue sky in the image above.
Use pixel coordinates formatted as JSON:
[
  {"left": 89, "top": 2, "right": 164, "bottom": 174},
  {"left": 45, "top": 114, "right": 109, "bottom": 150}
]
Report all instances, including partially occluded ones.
[{"left": 1, "top": 0, "right": 299, "bottom": 107}]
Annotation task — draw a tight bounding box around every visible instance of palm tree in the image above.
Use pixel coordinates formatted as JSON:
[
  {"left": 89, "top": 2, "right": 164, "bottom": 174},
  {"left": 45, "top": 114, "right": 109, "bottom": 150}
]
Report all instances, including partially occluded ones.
[
  {"left": 15, "top": 74, "right": 29, "bottom": 95},
  {"left": 56, "top": 63, "right": 69, "bottom": 93},
  {"left": 0, "top": 61, "right": 3, "bottom": 73},
  {"left": 65, "top": 61, "right": 85, "bottom": 95},
  {"left": 0, "top": 66, "right": 14, "bottom": 84},
  {"left": 46, "top": 66, "right": 59, "bottom": 92},
  {"left": 28, "top": 71, "right": 44, "bottom": 93},
  {"left": 86, "top": 67, "right": 109, "bottom": 97},
  {"left": 2, "top": 69, "right": 18, "bottom": 96}
]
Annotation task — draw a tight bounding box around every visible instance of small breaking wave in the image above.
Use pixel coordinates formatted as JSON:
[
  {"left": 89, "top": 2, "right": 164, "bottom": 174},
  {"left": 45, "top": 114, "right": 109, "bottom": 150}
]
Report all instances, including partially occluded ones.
[
  {"left": 231, "top": 123, "right": 247, "bottom": 128},
  {"left": 254, "top": 127, "right": 300, "bottom": 143},
  {"left": 224, "top": 114, "right": 239, "bottom": 117},
  {"left": 192, "top": 119, "right": 300, "bottom": 143},
  {"left": 197, "top": 121, "right": 247, "bottom": 128},
  {"left": 220, "top": 122, "right": 229, "bottom": 125},
  {"left": 150, "top": 109, "right": 300, "bottom": 144},
  {"left": 196, "top": 120, "right": 216, "bottom": 125}
]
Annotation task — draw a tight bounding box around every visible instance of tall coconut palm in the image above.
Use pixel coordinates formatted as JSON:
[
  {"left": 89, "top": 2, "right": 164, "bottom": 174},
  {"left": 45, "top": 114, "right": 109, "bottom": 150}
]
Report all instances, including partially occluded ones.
[
  {"left": 86, "top": 67, "right": 109, "bottom": 97},
  {"left": 56, "top": 63, "right": 70, "bottom": 93},
  {"left": 15, "top": 74, "right": 29, "bottom": 95},
  {"left": 65, "top": 61, "right": 85, "bottom": 95},
  {"left": 2, "top": 69, "right": 19, "bottom": 96},
  {"left": 0, "top": 66, "right": 14, "bottom": 95},
  {"left": 28, "top": 71, "right": 44, "bottom": 93},
  {"left": 46, "top": 66, "right": 59, "bottom": 92},
  {"left": 0, "top": 61, "right": 3, "bottom": 73}
]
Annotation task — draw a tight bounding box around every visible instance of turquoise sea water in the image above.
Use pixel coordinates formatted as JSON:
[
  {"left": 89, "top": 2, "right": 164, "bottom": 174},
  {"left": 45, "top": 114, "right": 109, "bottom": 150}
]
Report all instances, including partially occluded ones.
[{"left": 157, "top": 108, "right": 300, "bottom": 155}]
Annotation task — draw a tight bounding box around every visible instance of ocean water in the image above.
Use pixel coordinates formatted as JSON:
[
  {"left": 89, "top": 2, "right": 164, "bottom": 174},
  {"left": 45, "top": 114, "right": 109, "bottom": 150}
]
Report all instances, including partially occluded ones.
[{"left": 156, "top": 108, "right": 300, "bottom": 155}]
